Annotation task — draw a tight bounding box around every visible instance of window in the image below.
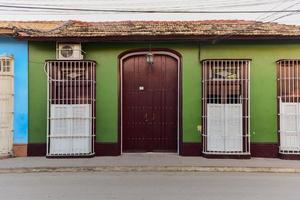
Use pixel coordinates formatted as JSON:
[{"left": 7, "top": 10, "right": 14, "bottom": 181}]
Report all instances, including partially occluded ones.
[
  {"left": 45, "top": 60, "right": 96, "bottom": 156},
  {"left": 210, "top": 64, "right": 240, "bottom": 80},
  {"left": 59, "top": 66, "right": 87, "bottom": 80},
  {"left": 277, "top": 60, "right": 300, "bottom": 154},
  {"left": 227, "top": 94, "right": 241, "bottom": 104},
  {"left": 207, "top": 95, "right": 221, "bottom": 104},
  {"left": 202, "top": 59, "right": 250, "bottom": 155},
  {"left": 0, "top": 56, "right": 13, "bottom": 74},
  {"left": 278, "top": 60, "right": 300, "bottom": 103}
]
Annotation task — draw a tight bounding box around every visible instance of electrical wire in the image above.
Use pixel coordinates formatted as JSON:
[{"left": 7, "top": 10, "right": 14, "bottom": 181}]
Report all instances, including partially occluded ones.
[
  {"left": 1, "top": 3, "right": 300, "bottom": 13},
  {"left": 0, "top": 0, "right": 294, "bottom": 10},
  {"left": 0, "top": 0, "right": 299, "bottom": 24},
  {"left": 210, "top": 1, "right": 300, "bottom": 42},
  {"left": 260, "top": 1, "right": 300, "bottom": 21}
]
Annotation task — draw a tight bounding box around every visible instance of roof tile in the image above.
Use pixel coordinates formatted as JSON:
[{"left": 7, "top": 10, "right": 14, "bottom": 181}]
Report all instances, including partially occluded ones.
[{"left": 1, "top": 20, "right": 300, "bottom": 39}]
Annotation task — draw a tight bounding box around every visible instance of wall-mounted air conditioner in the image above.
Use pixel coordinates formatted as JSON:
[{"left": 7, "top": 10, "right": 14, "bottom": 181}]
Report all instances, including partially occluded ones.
[{"left": 56, "top": 43, "right": 83, "bottom": 60}]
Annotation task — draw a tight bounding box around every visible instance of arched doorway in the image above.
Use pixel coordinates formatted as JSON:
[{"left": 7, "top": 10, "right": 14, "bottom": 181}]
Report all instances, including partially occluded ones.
[{"left": 120, "top": 50, "right": 181, "bottom": 153}]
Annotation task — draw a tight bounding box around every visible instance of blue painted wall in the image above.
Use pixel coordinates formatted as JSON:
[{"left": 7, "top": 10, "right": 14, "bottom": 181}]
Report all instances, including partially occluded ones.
[{"left": 0, "top": 37, "right": 28, "bottom": 144}]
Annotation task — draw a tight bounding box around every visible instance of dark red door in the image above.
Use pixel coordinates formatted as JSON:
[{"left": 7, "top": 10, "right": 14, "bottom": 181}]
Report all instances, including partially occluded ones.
[{"left": 122, "top": 53, "right": 178, "bottom": 152}]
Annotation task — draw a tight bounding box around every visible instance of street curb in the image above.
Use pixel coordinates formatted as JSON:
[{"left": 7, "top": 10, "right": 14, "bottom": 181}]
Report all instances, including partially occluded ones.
[{"left": 1, "top": 166, "right": 300, "bottom": 174}]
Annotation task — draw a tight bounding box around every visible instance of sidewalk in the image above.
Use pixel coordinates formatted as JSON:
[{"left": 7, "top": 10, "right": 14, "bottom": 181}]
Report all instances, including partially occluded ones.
[{"left": 1, "top": 153, "right": 300, "bottom": 174}]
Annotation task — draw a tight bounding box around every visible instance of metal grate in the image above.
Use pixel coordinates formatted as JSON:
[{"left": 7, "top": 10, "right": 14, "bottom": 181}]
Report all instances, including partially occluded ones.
[
  {"left": 0, "top": 56, "right": 14, "bottom": 156},
  {"left": 45, "top": 60, "right": 96, "bottom": 157},
  {"left": 277, "top": 60, "right": 300, "bottom": 154},
  {"left": 202, "top": 60, "right": 250, "bottom": 155}
]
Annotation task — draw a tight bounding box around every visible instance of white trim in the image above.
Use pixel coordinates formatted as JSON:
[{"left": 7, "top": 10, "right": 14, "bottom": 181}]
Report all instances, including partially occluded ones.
[
  {"left": 248, "top": 61, "right": 251, "bottom": 154},
  {"left": 0, "top": 56, "right": 14, "bottom": 156},
  {"left": 120, "top": 51, "right": 181, "bottom": 154}
]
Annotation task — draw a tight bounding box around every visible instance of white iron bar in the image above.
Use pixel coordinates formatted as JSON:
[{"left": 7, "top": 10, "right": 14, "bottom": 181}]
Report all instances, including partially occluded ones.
[
  {"left": 279, "top": 60, "right": 300, "bottom": 154},
  {"left": 202, "top": 60, "right": 250, "bottom": 154},
  {"left": 46, "top": 60, "right": 96, "bottom": 156},
  {"left": 49, "top": 135, "right": 95, "bottom": 138}
]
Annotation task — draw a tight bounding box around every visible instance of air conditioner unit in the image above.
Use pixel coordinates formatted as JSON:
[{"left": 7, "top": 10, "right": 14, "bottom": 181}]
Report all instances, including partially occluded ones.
[{"left": 57, "top": 43, "right": 83, "bottom": 60}]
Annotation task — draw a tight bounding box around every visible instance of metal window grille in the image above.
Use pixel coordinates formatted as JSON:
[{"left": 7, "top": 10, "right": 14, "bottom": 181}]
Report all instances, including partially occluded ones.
[
  {"left": 277, "top": 60, "right": 300, "bottom": 154},
  {"left": 202, "top": 60, "right": 250, "bottom": 155},
  {"left": 46, "top": 60, "right": 96, "bottom": 157},
  {"left": 0, "top": 56, "right": 14, "bottom": 156}
]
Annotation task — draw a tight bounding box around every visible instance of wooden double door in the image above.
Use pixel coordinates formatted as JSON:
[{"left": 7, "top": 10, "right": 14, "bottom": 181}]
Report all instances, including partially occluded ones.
[{"left": 122, "top": 53, "right": 179, "bottom": 152}]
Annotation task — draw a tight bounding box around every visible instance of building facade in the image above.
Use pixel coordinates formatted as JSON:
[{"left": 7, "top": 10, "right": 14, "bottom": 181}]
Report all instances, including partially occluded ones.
[
  {"left": 2, "top": 20, "right": 300, "bottom": 159},
  {"left": 25, "top": 40, "right": 300, "bottom": 159},
  {"left": 0, "top": 37, "right": 28, "bottom": 157}
]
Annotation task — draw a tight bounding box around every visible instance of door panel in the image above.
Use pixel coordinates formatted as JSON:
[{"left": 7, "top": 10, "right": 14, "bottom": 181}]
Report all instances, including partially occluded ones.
[
  {"left": 0, "top": 74, "right": 13, "bottom": 155},
  {"left": 0, "top": 97, "right": 11, "bottom": 154},
  {"left": 207, "top": 104, "right": 225, "bottom": 151},
  {"left": 50, "top": 104, "right": 91, "bottom": 155},
  {"left": 280, "top": 102, "right": 300, "bottom": 151},
  {"left": 71, "top": 105, "right": 91, "bottom": 154},
  {"left": 207, "top": 104, "right": 243, "bottom": 152},
  {"left": 224, "top": 104, "right": 243, "bottom": 152},
  {"left": 122, "top": 53, "right": 178, "bottom": 152}
]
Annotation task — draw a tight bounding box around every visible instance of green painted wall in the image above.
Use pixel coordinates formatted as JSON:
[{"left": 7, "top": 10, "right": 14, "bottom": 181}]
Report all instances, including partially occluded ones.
[
  {"left": 28, "top": 42, "right": 201, "bottom": 143},
  {"left": 29, "top": 42, "right": 55, "bottom": 143},
  {"left": 201, "top": 43, "right": 300, "bottom": 143},
  {"left": 28, "top": 41, "right": 300, "bottom": 145}
]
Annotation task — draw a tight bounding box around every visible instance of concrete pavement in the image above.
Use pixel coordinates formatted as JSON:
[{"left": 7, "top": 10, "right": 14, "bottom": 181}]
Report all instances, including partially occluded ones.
[
  {"left": 0, "top": 172, "right": 299, "bottom": 200},
  {"left": 1, "top": 153, "right": 300, "bottom": 173}
]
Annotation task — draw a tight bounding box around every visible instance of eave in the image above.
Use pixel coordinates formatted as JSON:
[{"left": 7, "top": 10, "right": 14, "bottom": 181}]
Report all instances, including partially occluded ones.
[{"left": 16, "top": 34, "right": 300, "bottom": 43}]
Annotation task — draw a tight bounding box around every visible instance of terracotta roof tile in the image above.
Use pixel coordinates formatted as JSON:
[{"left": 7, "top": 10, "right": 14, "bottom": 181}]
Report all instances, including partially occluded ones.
[
  {"left": 1, "top": 20, "right": 300, "bottom": 40},
  {"left": 0, "top": 21, "right": 66, "bottom": 32},
  {"left": 0, "top": 27, "right": 14, "bottom": 35}
]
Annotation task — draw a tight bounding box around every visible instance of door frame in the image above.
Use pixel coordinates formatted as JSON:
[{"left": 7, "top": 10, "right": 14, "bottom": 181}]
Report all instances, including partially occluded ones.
[
  {"left": 118, "top": 48, "right": 182, "bottom": 154},
  {"left": 0, "top": 56, "right": 14, "bottom": 156}
]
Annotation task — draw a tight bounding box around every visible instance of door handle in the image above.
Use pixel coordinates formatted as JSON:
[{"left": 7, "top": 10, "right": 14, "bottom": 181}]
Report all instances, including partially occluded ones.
[
  {"left": 144, "top": 113, "right": 148, "bottom": 122},
  {"left": 152, "top": 113, "right": 155, "bottom": 121}
]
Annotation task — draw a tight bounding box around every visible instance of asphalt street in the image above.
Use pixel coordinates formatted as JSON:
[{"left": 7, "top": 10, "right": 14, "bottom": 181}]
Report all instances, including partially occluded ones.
[{"left": 0, "top": 172, "right": 299, "bottom": 200}]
